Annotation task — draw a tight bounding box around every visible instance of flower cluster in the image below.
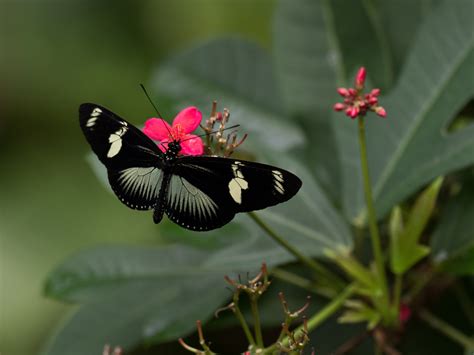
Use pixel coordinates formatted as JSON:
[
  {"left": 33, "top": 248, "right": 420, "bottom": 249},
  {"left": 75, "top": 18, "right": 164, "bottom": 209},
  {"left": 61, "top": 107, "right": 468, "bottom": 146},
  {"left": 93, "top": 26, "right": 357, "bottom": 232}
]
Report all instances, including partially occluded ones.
[
  {"left": 334, "top": 67, "right": 386, "bottom": 119},
  {"left": 202, "top": 101, "right": 247, "bottom": 157}
]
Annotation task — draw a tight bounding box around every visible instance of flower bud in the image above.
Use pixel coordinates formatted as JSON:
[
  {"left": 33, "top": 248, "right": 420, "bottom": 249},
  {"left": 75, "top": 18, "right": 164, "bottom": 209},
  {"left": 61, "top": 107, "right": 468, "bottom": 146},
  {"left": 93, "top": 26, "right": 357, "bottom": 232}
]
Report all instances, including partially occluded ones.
[
  {"left": 355, "top": 67, "right": 366, "bottom": 89},
  {"left": 337, "top": 88, "right": 350, "bottom": 97},
  {"left": 375, "top": 106, "right": 386, "bottom": 117}
]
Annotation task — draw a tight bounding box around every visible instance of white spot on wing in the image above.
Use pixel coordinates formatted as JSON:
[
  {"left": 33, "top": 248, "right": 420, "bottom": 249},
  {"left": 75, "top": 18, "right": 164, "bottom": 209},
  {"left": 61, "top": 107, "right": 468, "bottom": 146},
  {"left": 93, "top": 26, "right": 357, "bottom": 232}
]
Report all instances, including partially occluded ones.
[
  {"left": 86, "top": 117, "right": 98, "bottom": 127},
  {"left": 86, "top": 108, "right": 102, "bottom": 127},
  {"left": 107, "top": 126, "right": 128, "bottom": 158},
  {"left": 229, "top": 163, "right": 249, "bottom": 204}
]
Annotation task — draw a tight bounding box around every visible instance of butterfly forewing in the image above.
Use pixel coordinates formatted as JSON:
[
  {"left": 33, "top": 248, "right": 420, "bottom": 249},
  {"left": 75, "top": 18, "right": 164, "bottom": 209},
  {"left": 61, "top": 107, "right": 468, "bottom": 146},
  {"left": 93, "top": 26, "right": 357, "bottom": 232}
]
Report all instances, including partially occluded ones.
[
  {"left": 79, "top": 103, "right": 162, "bottom": 169},
  {"left": 79, "top": 103, "right": 164, "bottom": 210}
]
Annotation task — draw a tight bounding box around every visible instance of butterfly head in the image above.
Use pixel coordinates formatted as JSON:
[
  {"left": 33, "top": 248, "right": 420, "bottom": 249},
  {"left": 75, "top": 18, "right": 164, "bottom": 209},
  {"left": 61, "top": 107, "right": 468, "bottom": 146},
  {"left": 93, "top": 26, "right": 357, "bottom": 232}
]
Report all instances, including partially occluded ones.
[{"left": 166, "top": 140, "right": 182, "bottom": 157}]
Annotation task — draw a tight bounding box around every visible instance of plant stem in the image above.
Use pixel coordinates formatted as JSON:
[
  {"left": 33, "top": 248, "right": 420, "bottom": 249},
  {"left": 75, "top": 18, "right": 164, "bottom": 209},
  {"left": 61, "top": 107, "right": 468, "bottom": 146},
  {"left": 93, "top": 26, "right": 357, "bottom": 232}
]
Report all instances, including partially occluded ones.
[
  {"left": 233, "top": 292, "right": 256, "bottom": 346},
  {"left": 250, "top": 295, "right": 264, "bottom": 348},
  {"left": 357, "top": 117, "right": 389, "bottom": 317},
  {"left": 419, "top": 309, "right": 474, "bottom": 350},
  {"left": 280, "top": 283, "right": 357, "bottom": 347},
  {"left": 248, "top": 212, "right": 344, "bottom": 289},
  {"left": 392, "top": 273, "right": 403, "bottom": 326}
]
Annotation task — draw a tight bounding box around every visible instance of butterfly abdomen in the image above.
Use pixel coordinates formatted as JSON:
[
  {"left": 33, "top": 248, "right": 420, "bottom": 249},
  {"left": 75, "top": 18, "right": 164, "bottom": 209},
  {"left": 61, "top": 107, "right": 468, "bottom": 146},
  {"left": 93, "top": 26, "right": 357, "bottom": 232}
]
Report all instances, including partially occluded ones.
[{"left": 153, "top": 171, "right": 172, "bottom": 224}]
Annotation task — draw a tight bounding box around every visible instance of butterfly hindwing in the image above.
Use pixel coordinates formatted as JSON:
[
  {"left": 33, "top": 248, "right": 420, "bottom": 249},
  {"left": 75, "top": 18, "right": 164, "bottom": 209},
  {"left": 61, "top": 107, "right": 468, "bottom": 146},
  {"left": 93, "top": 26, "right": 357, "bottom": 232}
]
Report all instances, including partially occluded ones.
[
  {"left": 108, "top": 166, "right": 163, "bottom": 210},
  {"left": 166, "top": 156, "right": 302, "bottom": 230},
  {"left": 79, "top": 103, "right": 164, "bottom": 210}
]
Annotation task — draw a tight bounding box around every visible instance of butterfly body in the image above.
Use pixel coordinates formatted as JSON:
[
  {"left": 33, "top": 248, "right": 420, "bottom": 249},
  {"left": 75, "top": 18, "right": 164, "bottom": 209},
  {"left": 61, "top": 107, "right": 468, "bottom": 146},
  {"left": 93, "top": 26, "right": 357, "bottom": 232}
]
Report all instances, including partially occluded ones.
[{"left": 79, "top": 103, "right": 302, "bottom": 231}]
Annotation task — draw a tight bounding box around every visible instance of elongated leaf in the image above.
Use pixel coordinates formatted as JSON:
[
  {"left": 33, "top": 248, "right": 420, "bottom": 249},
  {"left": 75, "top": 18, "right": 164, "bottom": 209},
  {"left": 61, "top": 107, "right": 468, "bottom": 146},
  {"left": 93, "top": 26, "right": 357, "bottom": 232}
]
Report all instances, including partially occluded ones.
[
  {"left": 151, "top": 38, "right": 304, "bottom": 153},
  {"left": 431, "top": 183, "right": 474, "bottom": 275},
  {"left": 390, "top": 178, "right": 442, "bottom": 274},
  {"left": 336, "top": 0, "right": 474, "bottom": 221},
  {"left": 378, "top": 0, "right": 439, "bottom": 77}
]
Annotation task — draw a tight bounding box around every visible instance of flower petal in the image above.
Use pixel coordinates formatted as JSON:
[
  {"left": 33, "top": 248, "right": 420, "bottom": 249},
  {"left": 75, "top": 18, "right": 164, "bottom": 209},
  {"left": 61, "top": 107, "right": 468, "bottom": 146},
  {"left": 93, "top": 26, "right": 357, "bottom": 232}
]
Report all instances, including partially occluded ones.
[
  {"left": 143, "top": 118, "right": 172, "bottom": 141},
  {"left": 180, "top": 134, "right": 204, "bottom": 156},
  {"left": 172, "top": 107, "right": 202, "bottom": 134}
]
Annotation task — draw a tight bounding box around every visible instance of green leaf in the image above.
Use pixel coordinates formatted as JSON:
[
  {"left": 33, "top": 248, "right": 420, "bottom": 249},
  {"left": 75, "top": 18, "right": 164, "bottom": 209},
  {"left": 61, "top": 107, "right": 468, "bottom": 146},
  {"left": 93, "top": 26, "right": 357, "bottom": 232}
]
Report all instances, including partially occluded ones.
[
  {"left": 390, "top": 177, "right": 442, "bottom": 274},
  {"left": 431, "top": 183, "right": 474, "bottom": 275},
  {"left": 339, "top": 299, "right": 381, "bottom": 329},
  {"left": 378, "top": 0, "right": 439, "bottom": 79},
  {"left": 151, "top": 38, "right": 305, "bottom": 154},
  {"left": 42, "top": 244, "right": 227, "bottom": 355},
  {"left": 336, "top": 0, "right": 474, "bottom": 221},
  {"left": 273, "top": 0, "right": 342, "bottom": 201},
  {"left": 255, "top": 154, "right": 353, "bottom": 257},
  {"left": 273, "top": 0, "right": 340, "bottom": 117},
  {"left": 272, "top": 0, "right": 430, "bottom": 200},
  {"left": 327, "top": 252, "right": 378, "bottom": 292}
]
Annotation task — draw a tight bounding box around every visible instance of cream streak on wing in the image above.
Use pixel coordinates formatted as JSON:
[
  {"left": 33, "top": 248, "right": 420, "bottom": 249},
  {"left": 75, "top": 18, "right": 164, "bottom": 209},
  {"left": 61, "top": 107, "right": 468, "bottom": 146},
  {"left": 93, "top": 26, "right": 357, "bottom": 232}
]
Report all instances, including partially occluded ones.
[
  {"left": 86, "top": 107, "right": 102, "bottom": 127},
  {"left": 107, "top": 126, "right": 128, "bottom": 158},
  {"left": 272, "top": 170, "right": 285, "bottom": 194}
]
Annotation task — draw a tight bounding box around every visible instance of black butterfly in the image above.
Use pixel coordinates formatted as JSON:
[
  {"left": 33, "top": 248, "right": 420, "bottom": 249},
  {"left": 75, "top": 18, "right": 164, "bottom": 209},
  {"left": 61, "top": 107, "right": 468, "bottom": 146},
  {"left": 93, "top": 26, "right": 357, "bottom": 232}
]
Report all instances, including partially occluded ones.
[{"left": 79, "top": 103, "right": 302, "bottom": 231}]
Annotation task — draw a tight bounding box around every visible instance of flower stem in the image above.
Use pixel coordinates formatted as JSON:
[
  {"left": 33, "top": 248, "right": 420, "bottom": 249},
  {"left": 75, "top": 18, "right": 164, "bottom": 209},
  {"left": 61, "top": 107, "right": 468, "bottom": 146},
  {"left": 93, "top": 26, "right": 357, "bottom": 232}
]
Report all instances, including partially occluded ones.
[
  {"left": 419, "top": 309, "right": 474, "bottom": 350},
  {"left": 357, "top": 117, "right": 389, "bottom": 317},
  {"left": 280, "top": 283, "right": 357, "bottom": 347},
  {"left": 250, "top": 295, "right": 264, "bottom": 348},
  {"left": 233, "top": 292, "right": 256, "bottom": 346},
  {"left": 248, "top": 212, "right": 344, "bottom": 289}
]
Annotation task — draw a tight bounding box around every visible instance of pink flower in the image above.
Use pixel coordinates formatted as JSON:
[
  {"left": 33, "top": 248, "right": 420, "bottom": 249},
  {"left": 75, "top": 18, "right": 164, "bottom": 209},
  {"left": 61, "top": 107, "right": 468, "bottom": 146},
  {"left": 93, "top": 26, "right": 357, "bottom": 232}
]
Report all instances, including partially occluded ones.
[
  {"left": 333, "top": 67, "right": 386, "bottom": 120},
  {"left": 143, "top": 106, "right": 204, "bottom": 156}
]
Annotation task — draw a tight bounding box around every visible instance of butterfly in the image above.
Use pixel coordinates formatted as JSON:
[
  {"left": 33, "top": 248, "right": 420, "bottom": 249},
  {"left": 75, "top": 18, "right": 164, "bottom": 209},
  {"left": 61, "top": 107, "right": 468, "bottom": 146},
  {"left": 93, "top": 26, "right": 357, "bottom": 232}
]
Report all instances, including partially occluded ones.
[{"left": 79, "top": 103, "right": 302, "bottom": 231}]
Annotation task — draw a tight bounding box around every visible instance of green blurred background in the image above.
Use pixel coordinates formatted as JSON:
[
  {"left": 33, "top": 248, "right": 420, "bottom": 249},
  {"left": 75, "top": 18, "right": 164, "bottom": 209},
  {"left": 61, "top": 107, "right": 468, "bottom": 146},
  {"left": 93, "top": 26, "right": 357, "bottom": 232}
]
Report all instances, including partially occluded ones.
[{"left": 0, "top": 1, "right": 274, "bottom": 354}]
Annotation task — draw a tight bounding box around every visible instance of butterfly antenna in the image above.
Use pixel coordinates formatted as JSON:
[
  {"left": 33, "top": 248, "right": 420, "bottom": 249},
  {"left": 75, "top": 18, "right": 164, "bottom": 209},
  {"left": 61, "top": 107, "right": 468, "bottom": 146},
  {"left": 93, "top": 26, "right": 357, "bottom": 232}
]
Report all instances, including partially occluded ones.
[
  {"left": 179, "top": 124, "right": 241, "bottom": 143},
  {"left": 140, "top": 84, "right": 172, "bottom": 137}
]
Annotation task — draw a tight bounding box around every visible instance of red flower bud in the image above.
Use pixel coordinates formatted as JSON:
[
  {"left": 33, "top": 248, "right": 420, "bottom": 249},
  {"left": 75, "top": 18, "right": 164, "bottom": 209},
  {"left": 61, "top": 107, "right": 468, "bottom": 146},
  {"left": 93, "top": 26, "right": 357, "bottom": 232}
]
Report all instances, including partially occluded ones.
[
  {"left": 370, "top": 88, "right": 381, "bottom": 97},
  {"left": 355, "top": 67, "right": 366, "bottom": 89},
  {"left": 337, "top": 88, "right": 350, "bottom": 97},
  {"left": 348, "top": 88, "right": 357, "bottom": 96},
  {"left": 368, "top": 96, "right": 378, "bottom": 105},
  {"left": 346, "top": 106, "right": 359, "bottom": 118},
  {"left": 375, "top": 106, "right": 386, "bottom": 117},
  {"left": 333, "top": 103, "right": 346, "bottom": 111}
]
